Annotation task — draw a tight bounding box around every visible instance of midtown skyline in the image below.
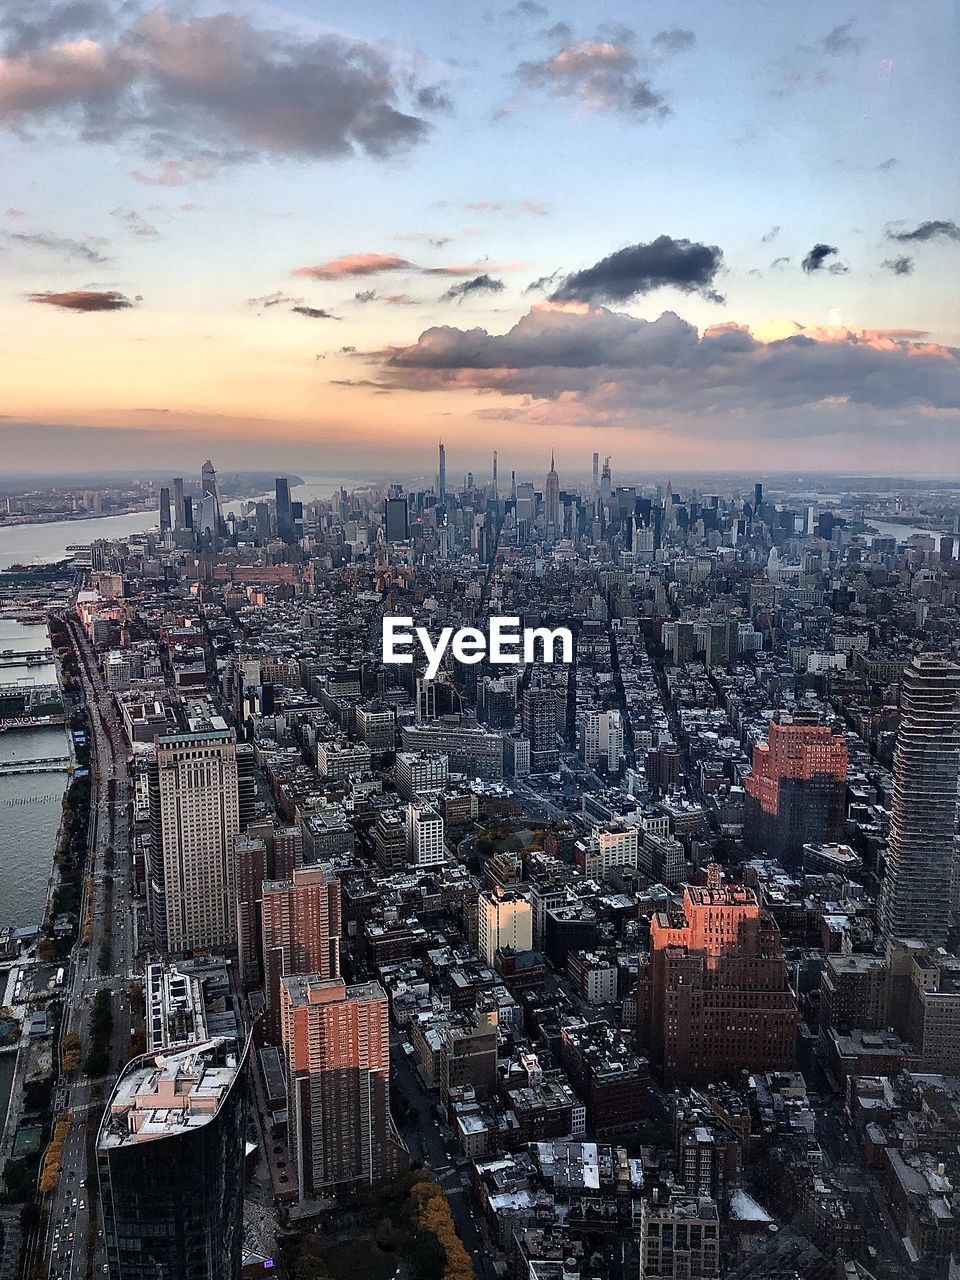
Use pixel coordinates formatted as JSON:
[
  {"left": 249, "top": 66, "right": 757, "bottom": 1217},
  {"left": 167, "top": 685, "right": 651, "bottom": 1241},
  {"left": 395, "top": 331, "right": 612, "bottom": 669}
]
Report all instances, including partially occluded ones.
[{"left": 1, "top": 0, "right": 959, "bottom": 475}]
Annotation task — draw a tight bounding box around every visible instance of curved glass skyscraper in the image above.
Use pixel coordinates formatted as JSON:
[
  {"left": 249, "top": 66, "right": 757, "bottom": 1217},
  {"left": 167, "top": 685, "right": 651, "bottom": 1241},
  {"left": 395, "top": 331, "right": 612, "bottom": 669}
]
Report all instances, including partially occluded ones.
[{"left": 97, "top": 1035, "right": 249, "bottom": 1280}]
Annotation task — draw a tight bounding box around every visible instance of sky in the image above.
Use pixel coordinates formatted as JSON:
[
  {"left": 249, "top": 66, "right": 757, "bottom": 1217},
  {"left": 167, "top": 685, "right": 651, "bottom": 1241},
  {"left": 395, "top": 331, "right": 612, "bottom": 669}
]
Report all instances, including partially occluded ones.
[{"left": 1, "top": 0, "right": 959, "bottom": 479}]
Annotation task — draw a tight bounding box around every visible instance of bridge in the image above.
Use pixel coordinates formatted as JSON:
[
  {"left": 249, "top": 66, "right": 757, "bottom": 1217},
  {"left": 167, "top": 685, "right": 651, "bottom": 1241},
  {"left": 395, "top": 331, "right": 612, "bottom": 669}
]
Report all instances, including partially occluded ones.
[
  {"left": 0, "top": 757, "right": 69, "bottom": 776},
  {"left": 0, "top": 654, "right": 52, "bottom": 668}
]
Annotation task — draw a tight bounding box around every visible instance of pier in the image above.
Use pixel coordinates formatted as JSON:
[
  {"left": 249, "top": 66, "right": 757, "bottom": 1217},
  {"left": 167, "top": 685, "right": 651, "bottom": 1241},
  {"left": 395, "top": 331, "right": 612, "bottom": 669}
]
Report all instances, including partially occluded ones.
[{"left": 0, "top": 757, "right": 69, "bottom": 776}]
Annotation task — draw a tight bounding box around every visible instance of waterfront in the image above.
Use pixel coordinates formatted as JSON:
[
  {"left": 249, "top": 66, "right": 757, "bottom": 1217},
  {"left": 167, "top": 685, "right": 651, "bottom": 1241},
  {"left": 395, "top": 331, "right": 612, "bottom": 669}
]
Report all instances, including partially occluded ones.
[{"left": 0, "top": 473, "right": 360, "bottom": 570}]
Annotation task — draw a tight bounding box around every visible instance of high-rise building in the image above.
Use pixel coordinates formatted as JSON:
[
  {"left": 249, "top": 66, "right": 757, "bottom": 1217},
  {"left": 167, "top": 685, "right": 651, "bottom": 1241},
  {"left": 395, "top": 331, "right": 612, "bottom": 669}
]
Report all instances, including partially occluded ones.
[
  {"left": 148, "top": 730, "right": 240, "bottom": 954},
  {"left": 579, "top": 710, "right": 623, "bottom": 772},
  {"left": 523, "top": 685, "right": 558, "bottom": 774},
  {"left": 261, "top": 865, "right": 341, "bottom": 1043},
  {"left": 478, "top": 886, "right": 533, "bottom": 964},
  {"left": 158, "top": 485, "right": 171, "bottom": 531},
  {"left": 438, "top": 441, "right": 446, "bottom": 502},
  {"left": 97, "top": 1036, "right": 249, "bottom": 1280},
  {"left": 544, "top": 453, "right": 561, "bottom": 537},
  {"left": 280, "top": 975, "right": 406, "bottom": 1197},
  {"left": 405, "top": 801, "right": 446, "bottom": 867},
  {"left": 275, "top": 476, "right": 294, "bottom": 542},
  {"left": 880, "top": 654, "right": 960, "bottom": 946},
  {"left": 645, "top": 884, "right": 797, "bottom": 1086},
  {"left": 416, "top": 676, "right": 437, "bottom": 722},
  {"left": 234, "top": 833, "right": 266, "bottom": 989},
  {"left": 172, "top": 476, "right": 185, "bottom": 530},
  {"left": 384, "top": 495, "right": 409, "bottom": 542},
  {"left": 200, "top": 459, "right": 222, "bottom": 533},
  {"left": 743, "top": 713, "right": 847, "bottom": 866}
]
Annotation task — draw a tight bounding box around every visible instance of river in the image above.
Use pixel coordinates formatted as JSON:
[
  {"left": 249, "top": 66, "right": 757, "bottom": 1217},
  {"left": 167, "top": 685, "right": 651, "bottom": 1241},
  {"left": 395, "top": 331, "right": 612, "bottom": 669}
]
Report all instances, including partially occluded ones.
[{"left": 0, "top": 472, "right": 362, "bottom": 570}]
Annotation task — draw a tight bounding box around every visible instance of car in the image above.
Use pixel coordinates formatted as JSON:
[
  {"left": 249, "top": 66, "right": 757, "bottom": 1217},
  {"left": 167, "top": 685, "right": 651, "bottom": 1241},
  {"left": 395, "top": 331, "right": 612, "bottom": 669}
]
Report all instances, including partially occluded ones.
[{"left": 71, "top": 1198, "right": 77, "bottom": 1208}]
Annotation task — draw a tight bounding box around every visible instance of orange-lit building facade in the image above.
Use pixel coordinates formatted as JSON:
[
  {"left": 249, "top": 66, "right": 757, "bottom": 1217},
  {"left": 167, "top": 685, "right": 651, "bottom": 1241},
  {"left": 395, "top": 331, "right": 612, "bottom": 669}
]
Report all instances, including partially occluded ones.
[
  {"left": 280, "top": 976, "right": 407, "bottom": 1198},
  {"left": 744, "top": 714, "right": 847, "bottom": 865},
  {"left": 261, "top": 865, "right": 341, "bottom": 1043},
  {"left": 644, "top": 885, "right": 797, "bottom": 1086}
]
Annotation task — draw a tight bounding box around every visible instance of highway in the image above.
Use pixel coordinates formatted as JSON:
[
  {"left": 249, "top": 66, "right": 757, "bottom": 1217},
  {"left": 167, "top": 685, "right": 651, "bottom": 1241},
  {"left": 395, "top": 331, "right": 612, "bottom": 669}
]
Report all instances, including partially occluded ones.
[{"left": 38, "top": 613, "right": 138, "bottom": 1280}]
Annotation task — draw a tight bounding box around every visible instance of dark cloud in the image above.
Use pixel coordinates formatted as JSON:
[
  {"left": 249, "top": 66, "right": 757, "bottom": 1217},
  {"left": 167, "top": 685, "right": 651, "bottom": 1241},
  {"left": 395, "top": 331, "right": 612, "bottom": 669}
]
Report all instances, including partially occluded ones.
[
  {"left": 525, "top": 270, "right": 561, "bottom": 293},
  {"left": 367, "top": 305, "right": 960, "bottom": 442},
  {"left": 802, "top": 243, "right": 839, "bottom": 272},
  {"left": 505, "top": 1, "right": 550, "bottom": 17},
  {"left": 516, "top": 30, "right": 674, "bottom": 119},
  {"left": 354, "top": 288, "right": 378, "bottom": 303},
  {"left": 651, "top": 28, "right": 696, "bottom": 54},
  {"left": 876, "top": 157, "right": 897, "bottom": 172},
  {"left": 28, "top": 289, "right": 135, "bottom": 311},
  {"left": 292, "top": 305, "right": 340, "bottom": 319},
  {"left": 771, "top": 256, "right": 791, "bottom": 271},
  {"left": 887, "top": 220, "right": 960, "bottom": 244},
  {"left": 552, "top": 235, "right": 724, "bottom": 304},
  {"left": 0, "top": 0, "right": 111, "bottom": 57},
  {"left": 821, "top": 21, "right": 863, "bottom": 55},
  {"left": 0, "top": 8, "right": 435, "bottom": 168},
  {"left": 8, "top": 230, "right": 108, "bottom": 263},
  {"left": 416, "top": 84, "right": 454, "bottom": 113},
  {"left": 340, "top": 346, "right": 357, "bottom": 353},
  {"left": 882, "top": 256, "right": 914, "bottom": 275},
  {"left": 441, "top": 274, "right": 505, "bottom": 302},
  {"left": 761, "top": 225, "right": 781, "bottom": 244}
]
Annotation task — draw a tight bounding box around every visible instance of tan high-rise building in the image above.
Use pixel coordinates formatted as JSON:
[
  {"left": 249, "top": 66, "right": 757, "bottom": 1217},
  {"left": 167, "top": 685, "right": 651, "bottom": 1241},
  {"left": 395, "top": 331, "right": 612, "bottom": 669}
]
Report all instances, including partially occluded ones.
[
  {"left": 280, "top": 976, "right": 407, "bottom": 1198},
  {"left": 148, "top": 730, "right": 240, "bottom": 954},
  {"left": 261, "top": 866, "right": 340, "bottom": 1043},
  {"left": 478, "top": 886, "right": 533, "bottom": 965}
]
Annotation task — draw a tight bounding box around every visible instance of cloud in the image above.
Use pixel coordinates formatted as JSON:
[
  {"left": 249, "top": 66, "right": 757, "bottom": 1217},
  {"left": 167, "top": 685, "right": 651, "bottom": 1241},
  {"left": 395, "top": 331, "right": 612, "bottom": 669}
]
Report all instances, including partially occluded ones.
[
  {"left": 828, "top": 261, "right": 849, "bottom": 275},
  {"left": 504, "top": 1, "right": 549, "bottom": 18},
  {"left": 771, "top": 256, "right": 791, "bottom": 271},
  {"left": 131, "top": 158, "right": 218, "bottom": 186},
  {"left": 5, "top": 207, "right": 26, "bottom": 217},
  {"left": 882, "top": 256, "right": 914, "bottom": 275},
  {"left": 525, "top": 269, "right": 561, "bottom": 293},
  {"left": 8, "top": 230, "right": 108, "bottom": 263},
  {"left": 802, "top": 243, "right": 839, "bottom": 272},
  {"left": 516, "top": 34, "right": 673, "bottom": 118},
  {"left": 424, "top": 261, "right": 525, "bottom": 276},
  {"left": 354, "top": 288, "right": 378, "bottom": 303},
  {"left": 0, "top": 8, "right": 434, "bottom": 167},
  {"left": 651, "top": 28, "right": 696, "bottom": 55},
  {"left": 292, "top": 305, "right": 340, "bottom": 319},
  {"left": 876, "top": 157, "right": 897, "bottom": 172},
  {"left": 551, "top": 235, "right": 724, "bottom": 304},
  {"left": 395, "top": 232, "right": 454, "bottom": 248},
  {"left": 365, "top": 304, "right": 960, "bottom": 444},
  {"left": 821, "top": 21, "right": 863, "bottom": 55},
  {"left": 28, "top": 288, "right": 135, "bottom": 311},
  {"left": 887, "top": 220, "right": 960, "bottom": 244},
  {"left": 415, "top": 84, "right": 453, "bottom": 113},
  {"left": 295, "top": 253, "right": 414, "bottom": 280},
  {"left": 761, "top": 225, "right": 781, "bottom": 243},
  {"left": 112, "top": 208, "right": 159, "bottom": 237},
  {"left": 248, "top": 290, "right": 303, "bottom": 309},
  {"left": 440, "top": 274, "right": 505, "bottom": 302},
  {"left": 354, "top": 288, "right": 418, "bottom": 305}
]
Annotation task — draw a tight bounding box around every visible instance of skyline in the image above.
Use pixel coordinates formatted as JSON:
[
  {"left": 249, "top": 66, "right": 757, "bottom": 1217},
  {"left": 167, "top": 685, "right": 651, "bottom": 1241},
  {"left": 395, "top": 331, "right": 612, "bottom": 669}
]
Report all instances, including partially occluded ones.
[{"left": 1, "top": 0, "right": 959, "bottom": 475}]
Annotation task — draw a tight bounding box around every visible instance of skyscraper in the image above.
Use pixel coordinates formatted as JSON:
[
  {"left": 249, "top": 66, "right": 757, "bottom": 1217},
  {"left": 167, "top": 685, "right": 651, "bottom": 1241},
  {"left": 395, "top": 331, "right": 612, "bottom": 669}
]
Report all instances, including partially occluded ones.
[
  {"left": 172, "top": 476, "right": 185, "bottom": 530},
  {"left": 158, "top": 485, "right": 171, "bottom": 531},
  {"left": 384, "top": 494, "right": 409, "bottom": 541},
  {"left": 97, "top": 1036, "right": 249, "bottom": 1280},
  {"left": 743, "top": 713, "right": 847, "bottom": 866},
  {"left": 438, "top": 440, "right": 446, "bottom": 502},
  {"left": 261, "top": 865, "right": 341, "bottom": 1043},
  {"left": 523, "top": 685, "right": 558, "bottom": 773},
  {"left": 275, "top": 476, "right": 294, "bottom": 542},
  {"left": 280, "top": 975, "right": 406, "bottom": 1197},
  {"left": 645, "top": 884, "right": 797, "bottom": 1086},
  {"left": 478, "top": 886, "right": 533, "bottom": 964},
  {"left": 544, "top": 452, "right": 561, "bottom": 537},
  {"left": 200, "top": 459, "right": 222, "bottom": 533},
  {"left": 880, "top": 654, "right": 960, "bottom": 946},
  {"left": 148, "top": 729, "right": 240, "bottom": 954}
]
